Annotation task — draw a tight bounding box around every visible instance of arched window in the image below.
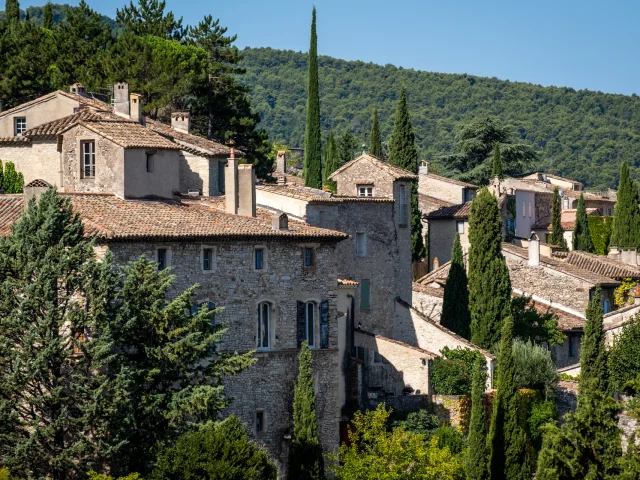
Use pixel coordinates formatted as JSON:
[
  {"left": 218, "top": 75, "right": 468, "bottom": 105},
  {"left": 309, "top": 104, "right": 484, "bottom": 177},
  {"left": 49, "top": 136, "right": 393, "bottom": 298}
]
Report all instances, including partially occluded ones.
[
  {"left": 258, "top": 302, "right": 271, "bottom": 349},
  {"left": 305, "top": 301, "right": 316, "bottom": 347}
]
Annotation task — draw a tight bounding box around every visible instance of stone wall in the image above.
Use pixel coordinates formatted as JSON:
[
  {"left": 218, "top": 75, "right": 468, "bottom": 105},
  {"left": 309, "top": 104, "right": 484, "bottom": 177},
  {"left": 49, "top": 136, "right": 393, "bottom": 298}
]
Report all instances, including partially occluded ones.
[
  {"left": 411, "top": 286, "right": 443, "bottom": 322},
  {"left": 332, "top": 160, "right": 397, "bottom": 198},
  {"left": 431, "top": 394, "right": 464, "bottom": 426},
  {"left": 0, "top": 140, "right": 59, "bottom": 187}
]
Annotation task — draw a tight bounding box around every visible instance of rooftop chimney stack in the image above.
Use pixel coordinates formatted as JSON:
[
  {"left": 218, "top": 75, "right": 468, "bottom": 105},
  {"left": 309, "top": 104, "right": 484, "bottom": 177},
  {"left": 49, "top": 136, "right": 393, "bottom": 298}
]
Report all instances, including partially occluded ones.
[
  {"left": 171, "top": 112, "right": 191, "bottom": 133},
  {"left": 528, "top": 233, "right": 540, "bottom": 267},
  {"left": 418, "top": 161, "right": 429, "bottom": 176},
  {"left": 114, "top": 82, "right": 130, "bottom": 118},
  {"left": 272, "top": 212, "right": 289, "bottom": 231},
  {"left": 70, "top": 83, "right": 86, "bottom": 96},
  {"left": 225, "top": 147, "right": 239, "bottom": 215},
  {"left": 129, "top": 93, "right": 143, "bottom": 124},
  {"left": 238, "top": 164, "right": 256, "bottom": 217},
  {"left": 276, "top": 150, "right": 287, "bottom": 174}
]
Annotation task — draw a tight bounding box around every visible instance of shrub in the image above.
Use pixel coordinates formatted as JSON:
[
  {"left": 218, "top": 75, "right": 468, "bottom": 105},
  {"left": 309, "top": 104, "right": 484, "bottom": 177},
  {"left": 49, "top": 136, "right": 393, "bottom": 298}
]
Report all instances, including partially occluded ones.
[
  {"left": 88, "top": 473, "right": 141, "bottom": 480},
  {"left": 431, "top": 425, "right": 466, "bottom": 455},
  {"left": 431, "top": 347, "right": 485, "bottom": 395},
  {"left": 512, "top": 339, "right": 558, "bottom": 397},
  {"left": 527, "top": 399, "right": 556, "bottom": 451},
  {"left": 609, "top": 314, "right": 640, "bottom": 391},
  {"left": 394, "top": 409, "right": 441, "bottom": 435},
  {"left": 588, "top": 216, "right": 613, "bottom": 255}
]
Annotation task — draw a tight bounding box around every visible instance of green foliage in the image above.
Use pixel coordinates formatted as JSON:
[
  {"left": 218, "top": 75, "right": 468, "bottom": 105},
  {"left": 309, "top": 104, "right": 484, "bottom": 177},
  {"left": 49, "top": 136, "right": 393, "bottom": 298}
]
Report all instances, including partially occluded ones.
[
  {"left": 441, "top": 234, "right": 471, "bottom": 339},
  {"left": 0, "top": 161, "right": 23, "bottom": 193},
  {"left": 512, "top": 339, "right": 558, "bottom": 397},
  {"left": 337, "top": 128, "right": 357, "bottom": 166},
  {"left": 289, "top": 341, "right": 324, "bottom": 480},
  {"left": 241, "top": 47, "right": 640, "bottom": 189},
  {"left": 488, "top": 316, "right": 533, "bottom": 480},
  {"left": 608, "top": 314, "right": 640, "bottom": 392},
  {"left": 116, "top": 0, "right": 184, "bottom": 40},
  {"left": 611, "top": 162, "right": 640, "bottom": 249},
  {"left": 369, "top": 107, "right": 382, "bottom": 158},
  {"left": 4, "top": 0, "right": 19, "bottom": 23},
  {"left": 88, "top": 472, "right": 142, "bottom": 480},
  {"left": 42, "top": 2, "right": 53, "bottom": 29},
  {"left": 394, "top": 409, "right": 441, "bottom": 435},
  {"left": 510, "top": 296, "right": 565, "bottom": 346},
  {"left": 614, "top": 277, "right": 636, "bottom": 307},
  {"left": 468, "top": 188, "right": 512, "bottom": 350},
  {"left": 559, "top": 372, "right": 579, "bottom": 381},
  {"left": 550, "top": 187, "right": 568, "bottom": 251},
  {"left": 431, "top": 425, "right": 466, "bottom": 455},
  {"left": 491, "top": 143, "right": 504, "bottom": 180},
  {"left": 589, "top": 216, "right": 614, "bottom": 255},
  {"left": 431, "top": 347, "right": 485, "bottom": 395},
  {"left": 465, "top": 359, "right": 489, "bottom": 480},
  {"left": 581, "top": 289, "right": 609, "bottom": 394},
  {"left": 328, "top": 404, "right": 465, "bottom": 480},
  {"left": 573, "top": 194, "right": 595, "bottom": 252},
  {"left": 322, "top": 130, "right": 338, "bottom": 191},
  {"left": 150, "top": 416, "right": 277, "bottom": 480},
  {"left": 526, "top": 400, "right": 556, "bottom": 451},
  {"left": 303, "top": 7, "right": 322, "bottom": 189}
]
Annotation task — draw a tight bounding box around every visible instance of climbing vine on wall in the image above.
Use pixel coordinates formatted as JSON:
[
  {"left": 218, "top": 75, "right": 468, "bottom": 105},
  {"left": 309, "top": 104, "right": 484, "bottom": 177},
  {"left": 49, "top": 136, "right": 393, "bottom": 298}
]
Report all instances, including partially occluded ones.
[
  {"left": 614, "top": 278, "right": 637, "bottom": 307},
  {"left": 588, "top": 216, "right": 613, "bottom": 255}
]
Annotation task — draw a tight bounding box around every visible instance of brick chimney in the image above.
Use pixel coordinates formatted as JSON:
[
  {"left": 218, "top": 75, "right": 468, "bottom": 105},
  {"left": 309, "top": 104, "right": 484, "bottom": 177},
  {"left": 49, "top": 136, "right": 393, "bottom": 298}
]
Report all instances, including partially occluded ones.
[
  {"left": 238, "top": 164, "right": 256, "bottom": 217},
  {"left": 225, "top": 148, "right": 239, "bottom": 215},
  {"left": 276, "top": 150, "right": 287, "bottom": 174},
  {"left": 114, "top": 82, "right": 130, "bottom": 118},
  {"left": 129, "top": 93, "right": 143, "bottom": 124},
  {"left": 171, "top": 112, "right": 191, "bottom": 133}
]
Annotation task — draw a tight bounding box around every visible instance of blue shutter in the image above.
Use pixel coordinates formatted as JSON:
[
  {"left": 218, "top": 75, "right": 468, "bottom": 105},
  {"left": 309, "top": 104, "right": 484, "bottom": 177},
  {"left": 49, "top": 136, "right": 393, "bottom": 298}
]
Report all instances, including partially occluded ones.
[
  {"left": 360, "top": 280, "right": 370, "bottom": 310},
  {"left": 320, "top": 300, "right": 329, "bottom": 349},
  {"left": 297, "top": 301, "right": 306, "bottom": 347}
]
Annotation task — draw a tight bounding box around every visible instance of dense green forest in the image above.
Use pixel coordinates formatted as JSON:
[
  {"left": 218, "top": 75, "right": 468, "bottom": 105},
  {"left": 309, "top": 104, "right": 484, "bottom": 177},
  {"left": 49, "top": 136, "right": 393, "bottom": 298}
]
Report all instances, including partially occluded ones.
[
  {"left": 0, "top": 3, "right": 115, "bottom": 28},
  {"left": 240, "top": 47, "right": 640, "bottom": 189}
]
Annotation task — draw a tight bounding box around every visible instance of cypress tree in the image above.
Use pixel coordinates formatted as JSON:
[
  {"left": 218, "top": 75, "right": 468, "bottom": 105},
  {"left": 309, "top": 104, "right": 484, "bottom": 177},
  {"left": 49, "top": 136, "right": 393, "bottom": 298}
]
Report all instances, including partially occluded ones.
[
  {"left": 388, "top": 87, "right": 426, "bottom": 262},
  {"left": 488, "top": 315, "right": 532, "bottom": 480},
  {"left": 550, "top": 186, "right": 568, "bottom": 251},
  {"left": 370, "top": 107, "right": 382, "bottom": 158},
  {"left": 322, "top": 130, "right": 338, "bottom": 192},
  {"left": 0, "top": 160, "right": 4, "bottom": 191},
  {"left": 468, "top": 188, "right": 512, "bottom": 349},
  {"left": 611, "top": 162, "right": 640, "bottom": 249},
  {"left": 303, "top": 7, "right": 322, "bottom": 189},
  {"left": 573, "top": 193, "right": 595, "bottom": 252},
  {"left": 289, "top": 342, "right": 325, "bottom": 480},
  {"left": 42, "top": 2, "right": 53, "bottom": 29},
  {"left": 491, "top": 143, "right": 504, "bottom": 179},
  {"left": 337, "top": 128, "right": 356, "bottom": 166},
  {"left": 441, "top": 233, "right": 471, "bottom": 339},
  {"left": 465, "top": 359, "right": 489, "bottom": 480},
  {"left": 580, "top": 288, "right": 609, "bottom": 394},
  {"left": 4, "top": 0, "right": 20, "bottom": 23}
]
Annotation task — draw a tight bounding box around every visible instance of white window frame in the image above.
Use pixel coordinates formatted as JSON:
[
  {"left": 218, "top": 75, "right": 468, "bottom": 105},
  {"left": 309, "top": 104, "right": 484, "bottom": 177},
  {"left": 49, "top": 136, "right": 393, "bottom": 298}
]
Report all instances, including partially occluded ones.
[
  {"left": 357, "top": 185, "right": 374, "bottom": 197},
  {"left": 305, "top": 301, "right": 316, "bottom": 348},
  {"left": 82, "top": 140, "right": 96, "bottom": 178},
  {"left": 257, "top": 301, "right": 271, "bottom": 350},
  {"left": 156, "top": 247, "right": 171, "bottom": 271},
  {"left": 355, "top": 232, "right": 367, "bottom": 257},
  {"left": 456, "top": 220, "right": 465, "bottom": 234},
  {"left": 14, "top": 117, "right": 26, "bottom": 136},
  {"left": 201, "top": 245, "right": 216, "bottom": 273}
]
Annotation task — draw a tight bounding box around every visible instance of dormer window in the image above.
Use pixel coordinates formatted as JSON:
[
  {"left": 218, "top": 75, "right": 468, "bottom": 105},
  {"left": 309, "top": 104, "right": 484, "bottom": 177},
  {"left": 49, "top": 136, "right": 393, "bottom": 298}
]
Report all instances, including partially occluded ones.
[
  {"left": 358, "top": 185, "right": 373, "bottom": 197},
  {"left": 82, "top": 141, "right": 95, "bottom": 178},
  {"left": 14, "top": 117, "right": 26, "bottom": 136}
]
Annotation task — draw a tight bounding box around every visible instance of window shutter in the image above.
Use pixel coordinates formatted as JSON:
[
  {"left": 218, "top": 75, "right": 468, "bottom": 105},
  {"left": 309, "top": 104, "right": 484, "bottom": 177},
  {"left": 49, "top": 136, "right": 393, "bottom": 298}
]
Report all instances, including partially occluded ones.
[
  {"left": 360, "top": 279, "right": 370, "bottom": 310},
  {"left": 297, "top": 301, "right": 306, "bottom": 347},
  {"left": 320, "top": 300, "right": 329, "bottom": 349}
]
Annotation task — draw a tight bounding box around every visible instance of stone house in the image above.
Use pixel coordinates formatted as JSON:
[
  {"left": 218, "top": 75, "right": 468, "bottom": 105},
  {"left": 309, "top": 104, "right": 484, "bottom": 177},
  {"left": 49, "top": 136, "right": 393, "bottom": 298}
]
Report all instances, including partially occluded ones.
[
  {"left": 532, "top": 208, "right": 600, "bottom": 250},
  {"left": 418, "top": 161, "right": 477, "bottom": 204}
]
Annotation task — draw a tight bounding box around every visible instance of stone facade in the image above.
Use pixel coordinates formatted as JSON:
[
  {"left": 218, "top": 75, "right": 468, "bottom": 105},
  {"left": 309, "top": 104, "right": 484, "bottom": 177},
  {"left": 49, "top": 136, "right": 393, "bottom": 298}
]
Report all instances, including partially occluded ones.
[
  {"left": 411, "top": 284, "right": 443, "bottom": 322},
  {"left": 331, "top": 159, "right": 397, "bottom": 198},
  {"left": 0, "top": 140, "right": 59, "bottom": 187},
  {"left": 179, "top": 153, "right": 226, "bottom": 196},
  {"left": 0, "top": 92, "right": 80, "bottom": 137}
]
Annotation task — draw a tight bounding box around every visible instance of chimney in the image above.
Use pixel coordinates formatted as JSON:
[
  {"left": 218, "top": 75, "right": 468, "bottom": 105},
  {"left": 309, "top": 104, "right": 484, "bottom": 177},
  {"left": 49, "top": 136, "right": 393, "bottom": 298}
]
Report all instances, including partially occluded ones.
[
  {"left": 419, "top": 161, "right": 429, "bottom": 176},
  {"left": 23, "top": 179, "right": 53, "bottom": 209},
  {"left": 225, "top": 148, "right": 239, "bottom": 215},
  {"left": 528, "top": 232, "right": 540, "bottom": 267},
  {"left": 70, "top": 83, "right": 86, "bottom": 96},
  {"left": 238, "top": 164, "right": 256, "bottom": 217},
  {"left": 273, "top": 212, "right": 288, "bottom": 230},
  {"left": 129, "top": 93, "right": 143, "bottom": 124},
  {"left": 114, "top": 82, "right": 130, "bottom": 118},
  {"left": 171, "top": 112, "right": 191, "bottom": 133},
  {"left": 276, "top": 150, "right": 287, "bottom": 174}
]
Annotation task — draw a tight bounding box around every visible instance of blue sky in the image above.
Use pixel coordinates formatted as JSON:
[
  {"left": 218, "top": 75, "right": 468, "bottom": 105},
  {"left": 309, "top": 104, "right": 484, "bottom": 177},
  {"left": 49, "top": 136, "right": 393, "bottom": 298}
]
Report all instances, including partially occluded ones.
[{"left": 27, "top": 0, "right": 638, "bottom": 95}]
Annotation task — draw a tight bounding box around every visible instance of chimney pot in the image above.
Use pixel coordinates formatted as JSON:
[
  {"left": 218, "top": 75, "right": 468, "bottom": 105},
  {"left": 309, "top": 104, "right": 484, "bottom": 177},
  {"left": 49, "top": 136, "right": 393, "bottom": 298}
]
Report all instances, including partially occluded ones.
[
  {"left": 114, "top": 82, "right": 130, "bottom": 118},
  {"left": 237, "top": 164, "right": 256, "bottom": 217},
  {"left": 528, "top": 232, "right": 540, "bottom": 267},
  {"left": 170, "top": 112, "right": 191, "bottom": 133},
  {"left": 273, "top": 212, "right": 288, "bottom": 230},
  {"left": 130, "top": 93, "right": 143, "bottom": 124},
  {"left": 418, "top": 161, "right": 429, "bottom": 176},
  {"left": 276, "top": 150, "right": 287, "bottom": 174},
  {"left": 70, "top": 83, "right": 86, "bottom": 96}
]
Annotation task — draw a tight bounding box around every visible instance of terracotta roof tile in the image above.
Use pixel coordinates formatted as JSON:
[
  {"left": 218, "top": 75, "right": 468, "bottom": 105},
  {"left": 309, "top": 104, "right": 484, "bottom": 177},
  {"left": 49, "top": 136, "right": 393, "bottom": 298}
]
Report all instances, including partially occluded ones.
[
  {"left": 70, "top": 120, "right": 182, "bottom": 150},
  {"left": 412, "top": 282, "right": 444, "bottom": 298},
  {"left": 524, "top": 297, "right": 586, "bottom": 331},
  {"left": 0, "top": 91, "right": 110, "bottom": 118},
  {"left": 425, "top": 201, "right": 472, "bottom": 219},
  {"left": 256, "top": 184, "right": 395, "bottom": 204},
  {"left": 328, "top": 153, "right": 418, "bottom": 181},
  {"left": 0, "top": 195, "right": 23, "bottom": 236},
  {"left": 422, "top": 172, "right": 477, "bottom": 188},
  {"left": 356, "top": 329, "right": 437, "bottom": 358},
  {"left": 563, "top": 250, "right": 640, "bottom": 280},
  {"left": 419, "top": 194, "right": 455, "bottom": 213},
  {"left": 416, "top": 261, "right": 451, "bottom": 285},
  {"left": 22, "top": 110, "right": 122, "bottom": 137},
  {"left": 0, "top": 137, "right": 30, "bottom": 145},
  {"left": 533, "top": 209, "right": 599, "bottom": 230},
  {"left": 24, "top": 179, "right": 52, "bottom": 188},
  {"left": 145, "top": 118, "right": 232, "bottom": 157}
]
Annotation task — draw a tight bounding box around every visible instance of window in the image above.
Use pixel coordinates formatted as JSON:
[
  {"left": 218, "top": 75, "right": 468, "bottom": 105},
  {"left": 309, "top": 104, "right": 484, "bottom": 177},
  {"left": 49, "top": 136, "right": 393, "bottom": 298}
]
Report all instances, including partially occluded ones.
[
  {"left": 603, "top": 298, "right": 611, "bottom": 314},
  {"left": 456, "top": 221, "right": 465, "bottom": 234},
  {"left": 203, "top": 248, "right": 213, "bottom": 271},
  {"left": 358, "top": 185, "right": 373, "bottom": 197},
  {"left": 257, "top": 302, "right": 270, "bottom": 349},
  {"left": 82, "top": 141, "right": 96, "bottom": 178},
  {"left": 305, "top": 302, "right": 316, "bottom": 347},
  {"left": 355, "top": 232, "right": 366, "bottom": 257},
  {"left": 255, "top": 248, "right": 264, "bottom": 270},
  {"left": 218, "top": 160, "right": 226, "bottom": 194},
  {"left": 398, "top": 184, "right": 408, "bottom": 227},
  {"left": 568, "top": 336, "right": 576, "bottom": 358},
  {"left": 256, "top": 411, "right": 265, "bottom": 435},
  {"left": 522, "top": 201, "right": 526, "bottom": 217},
  {"left": 360, "top": 279, "right": 370, "bottom": 310},
  {"left": 528, "top": 202, "right": 532, "bottom": 218},
  {"left": 14, "top": 117, "right": 26, "bottom": 136},
  {"left": 157, "top": 248, "right": 169, "bottom": 270},
  {"left": 304, "top": 247, "right": 315, "bottom": 267},
  {"left": 146, "top": 152, "right": 155, "bottom": 173}
]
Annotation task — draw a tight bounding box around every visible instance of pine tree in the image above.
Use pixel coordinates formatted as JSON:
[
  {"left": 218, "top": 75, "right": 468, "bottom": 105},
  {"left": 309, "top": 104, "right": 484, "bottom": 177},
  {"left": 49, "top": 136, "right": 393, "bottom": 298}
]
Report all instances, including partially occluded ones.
[
  {"left": 465, "top": 359, "right": 489, "bottom": 480},
  {"left": 468, "top": 188, "right": 511, "bottom": 349},
  {"left": 0, "top": 189, "right": 112, "bottom": 478},
  {"left": 42, "top": 2, "right": 53, "bottom": 29},
  {"left": 370, "top": 107, "right": 382, "bottom": 158},
  {"left": 550, "top": 187, "right": 568, "bottom": 251},
  {"left": 573, "top": 193, "right": 595, "bottom": 252},
  {"left": 323, "top": 130, "right": 338, "bottom": 192},
  {"left": 116, "top": 0, "right": 185, "bottom": 39},
  {"left": 289, "top": 342, "right": 325, "bottom": 480},
  {"left": 488, "top": 315, "right": 532, "bottom": 480},
  {"left": 0, "top": 160, "right": 4, "bottom": 190},
  {"left": 388, "top": 87, "right": 425, "bottom": 262},
  {"left": 441, "top": 233, "right": 471, "bottom": 339},
  {"left": 4, "top": 0, "right": 20, "bottom": 23},
  {"left": 491, "top": 143, "right": 504, "bottom": 180},
  {"left": 611, "top": 162, "right": 640, "bottom": 249},
  {"left": 303, "top": 7, "right": 322, "bottom": 190}
]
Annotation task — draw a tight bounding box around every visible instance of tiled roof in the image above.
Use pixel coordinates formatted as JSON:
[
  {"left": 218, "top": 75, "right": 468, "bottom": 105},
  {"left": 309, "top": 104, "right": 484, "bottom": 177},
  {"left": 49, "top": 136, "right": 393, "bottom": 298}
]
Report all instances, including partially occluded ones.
[
  {"left": 67, "top": 120, "right": 182, "bottom": 150},
  {"left": 563, "top": 250, "right": 640, "bottom": 280},
  {"left": 0, "top": 195, "right": 23, "bottom": 236},
  {"left": 412, "top": 282, "right": 444, "bottom": 298},
  {"left": 533, "top": 208, "right": 599, "bottom": 230},
  {"left": 356, "top": 329, "right": 437, "bottom": 358},
  {"left": 416, "top": 261, "right": 451, "bottom": 285},
  {"left": 502, "top": 242, "right": 619, "bottom": 286},
  {"left": 145, "top": 118, "right": 232, "bottom": 157},
  {"left": 566, "top": 190, "right": 616, "bottom": 203},
  {"left": 328, "top": 153, "right": 418, "bottom": 181},
  {"left": 0, "top": 136, "right": 30, "bottom": 145},
  {"left": 22, "top": 110, "right": 123, "bottom": 137},
  {"left": 256, "top": 184, "right": 395, "bottom": 204},
  {"left": 425, "top": 201, "right": 472, "bottom": 219},
  {"left": 0, "top": 90, "right": 109, "bottom": 118},
  {"left": 523, "top": 296, "right": 586, "bottom": 331},
  {"left": 419, "top": 194, "right": 455, "bottom": 212},
  {"left": 422, "top": 172, "right": 477, "bottom": 188}
]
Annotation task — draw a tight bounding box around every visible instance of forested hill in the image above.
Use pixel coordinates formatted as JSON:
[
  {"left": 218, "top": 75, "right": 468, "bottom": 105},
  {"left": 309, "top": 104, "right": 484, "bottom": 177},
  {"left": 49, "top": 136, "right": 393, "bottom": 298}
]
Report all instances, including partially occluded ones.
[
  {"left": 240, "top": 47, "right": 640, "bottom": 189},
  {"left": 0, "top": 4, "right": 116, "bottom": 29}
]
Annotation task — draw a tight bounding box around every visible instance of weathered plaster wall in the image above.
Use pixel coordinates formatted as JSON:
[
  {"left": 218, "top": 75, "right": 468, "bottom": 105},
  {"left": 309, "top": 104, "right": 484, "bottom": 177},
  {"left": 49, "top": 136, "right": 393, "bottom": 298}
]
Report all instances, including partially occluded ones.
[
  {"left": 124, "top": 149, "right": 180, "bottom": 199},
  {"left": 552, "top": 333, "right": 582, "bottom": 368},
  {"left": 0, "top": 93, "right": 79, "bottom": 137},
  {"left": 412, "top": 287, "right": 443, "bottom": 322},
  {"left": 515, "top": 190, "right": 536, "bottom": 239},
  {"left": 0, "top": 140, "right": 59, "bottom": 186},
  {"left": 179, "top": 154, "right": 225, "bottom": 196},
  {"left": 427, "top": 218, "right": 469, "bottom": 271}
]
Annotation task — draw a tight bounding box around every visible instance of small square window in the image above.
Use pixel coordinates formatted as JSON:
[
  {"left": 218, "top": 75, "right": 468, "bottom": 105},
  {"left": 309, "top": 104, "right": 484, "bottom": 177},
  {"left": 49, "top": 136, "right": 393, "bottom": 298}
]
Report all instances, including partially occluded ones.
[
  {"left": 304, "top": 247, "right": 315, "bottom": 267},
  {"left": 203, "top": 248, "right": 213, "bottom": 271},
  {"left": 256, "top": 410, "right": 265, "bottom": 434},
  {"left": 456, "top": 221, "right": 465, "bottom": 234},
  {"left": 146, "top": 153, "right": 155, "bottom": 173},
  {"left": 358, "top": 185, "right": 373, "bottom": 197},
  {"left": 14, "top": 117, "right": 26, "bottom": 135},
  {"left": 157, "top": 248, "right": 168, "bottom": 271},
  {"left": 255, "top": 248, "right": 264, "bottom": 270}
]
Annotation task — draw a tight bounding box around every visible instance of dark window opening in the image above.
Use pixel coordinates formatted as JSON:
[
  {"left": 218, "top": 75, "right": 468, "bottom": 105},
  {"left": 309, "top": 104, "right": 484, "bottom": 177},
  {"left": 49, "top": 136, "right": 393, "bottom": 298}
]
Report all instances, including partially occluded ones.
[
  {"left": 157, "top": 248, "right": 167, "bottom": 270},
  {"left": 255, "top": 248, "right": 264, "bottom": 270}
]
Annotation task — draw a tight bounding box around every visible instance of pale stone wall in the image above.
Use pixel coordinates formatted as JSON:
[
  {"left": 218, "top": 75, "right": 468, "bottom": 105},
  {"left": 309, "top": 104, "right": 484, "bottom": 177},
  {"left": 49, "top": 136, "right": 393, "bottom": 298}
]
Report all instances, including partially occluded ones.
[
  {"left": 418, "top": 174, "right": 465, "bottom": 204},
  {"left": 332, "top": 161, "right": 397, "bottom": 198},
  {"left": 552, "top": 333, "right": 582, "bottom": 368},
  {"left": 0, "top": 140, "right": 60, "bottom": 186},
  {"left": 515, "top": 190, "right": 536, "bottom": 239},
  {"left": 256, "top": 189, "right": 313, "bottom": 221},
  {"left": 124, "top": 149, "right": 180, "bottom": 199},
  {"left": 179, "top": 154, "right": 226, "bottom": 196},
  {"left": 412, "top": 288, "right": 443, "bottom": 322},
  {"left": 427, "top": 218, "right": 469, "bottom": 271},
  {"left": 106, "top": 239, "right": 341, "bottom": 473},
  {"left": 0, "top": 93, "right": 79, "bottom": 137}
]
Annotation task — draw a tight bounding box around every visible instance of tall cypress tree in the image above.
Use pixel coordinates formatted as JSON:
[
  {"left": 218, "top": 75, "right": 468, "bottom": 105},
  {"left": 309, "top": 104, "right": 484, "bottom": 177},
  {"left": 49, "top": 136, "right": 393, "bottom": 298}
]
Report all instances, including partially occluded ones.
[
  {"left": 4, "top": 0, "right": 20, "bottom": 23},
  {"left": 441, "top": 233, "right": 471, "bottom": 339},
  {"left": 303, "top": 7, "right": 322, "bottom": 189},
  {"left": 322, "top": 130, "right": 338, "bottom": 191},
  {"left": 573, "top": 193, "right": 595, "bottom": 252},
  {"left": 580, "top": 288, "right": 609, "bottom": 394},
  {"left": 42, "top": 2, "right": 53, "bottom": 29},
  {"left": 289, "top": 342, "right": 325, "bottom": 480},
  {"left": 550, "top": 186, "right": 568, "bottom": 251},
  {"left": 468, "top": 188, "right": 511, "bottom": 349},
  {"left": 491, "top": 143, "right": 504, "bottom": 180},
  {"left": 466, "top": 359, "right": 489, "bottom": 480},
  {"left": 388, "top": 87, "right": 425, "bottom": 262},
  {"left": 611, "top": 162, "right": 640, "bottom": 249},
  {"left": 488, "top": 315, "right": 532, "bottom": 480},
  {"left": 370, "top": 107, "right": 382, "bottom": 158}
]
